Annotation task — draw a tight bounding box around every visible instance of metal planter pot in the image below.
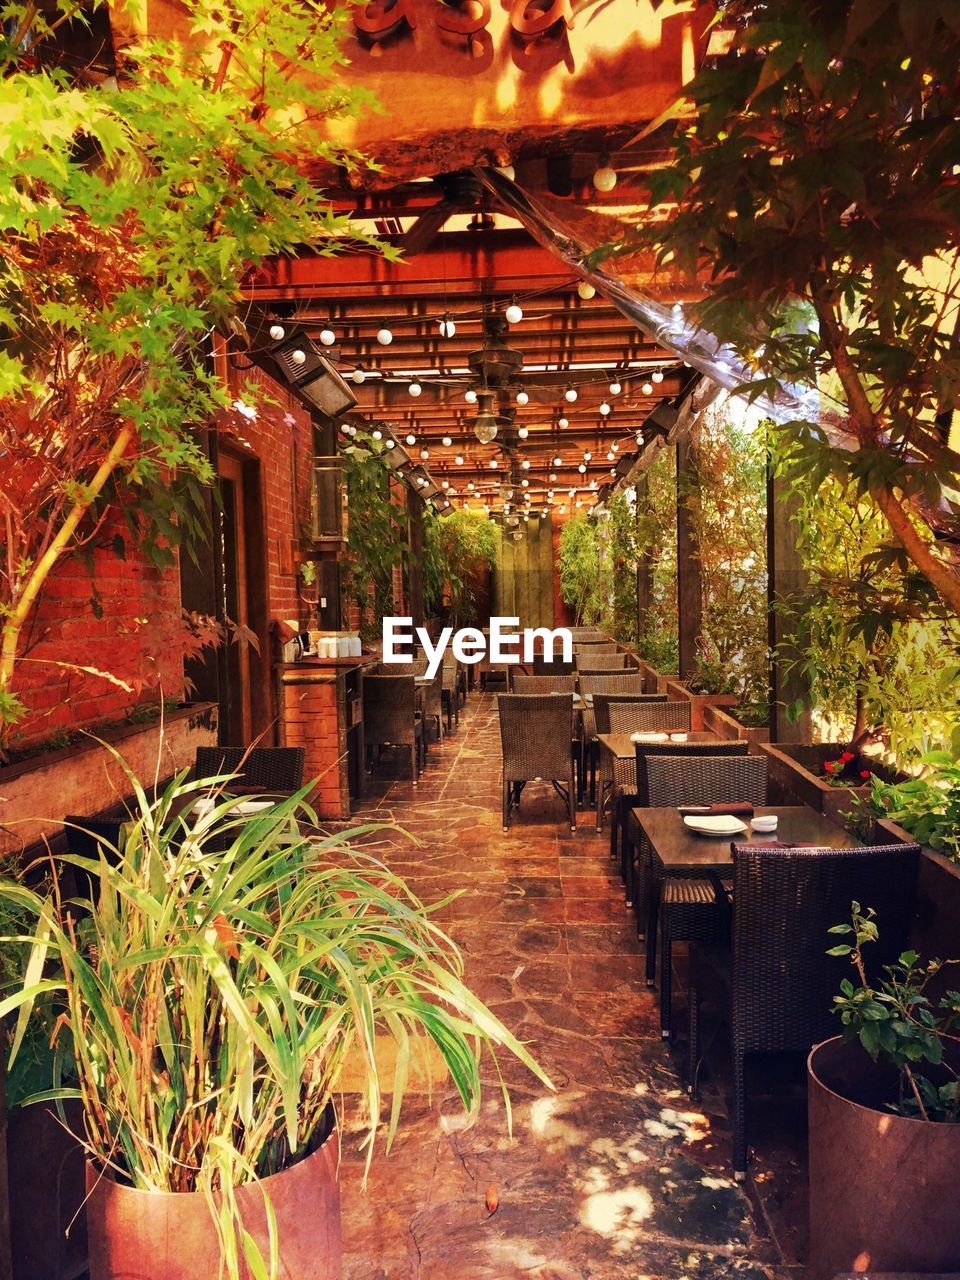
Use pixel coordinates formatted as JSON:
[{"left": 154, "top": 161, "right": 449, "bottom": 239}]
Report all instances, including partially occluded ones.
[
  {"left": 808, "top": 1036, "right": 960, "bottom": 1280},
  {"left": 86, "top": 1114, "right": 341, "bottom": 1280}
]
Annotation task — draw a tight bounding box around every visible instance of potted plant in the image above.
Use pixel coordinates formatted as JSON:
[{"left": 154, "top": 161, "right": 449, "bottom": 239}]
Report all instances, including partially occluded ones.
[
  {"left": 807, "top": 903, "right": 960, "bottom": 1280},
  {"left": 759, "top": 741, "right": 904, "bottom": 826},
  {"left": 0, "top": 765, "right": 550, "bottom": 1280},
  {"left": 664, "top": 643, "right": 738, "bottom": 731}
]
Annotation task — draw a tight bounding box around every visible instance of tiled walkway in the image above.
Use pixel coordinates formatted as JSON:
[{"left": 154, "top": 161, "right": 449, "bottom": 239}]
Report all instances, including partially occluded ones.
[{"left": 334, "top": 692, "right": 796, "bottom": 1280}]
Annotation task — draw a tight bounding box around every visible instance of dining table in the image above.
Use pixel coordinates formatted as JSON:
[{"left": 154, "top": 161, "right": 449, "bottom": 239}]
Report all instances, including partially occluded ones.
[{"left": 631, "top": 804, "right": 863, "bottom": 983}]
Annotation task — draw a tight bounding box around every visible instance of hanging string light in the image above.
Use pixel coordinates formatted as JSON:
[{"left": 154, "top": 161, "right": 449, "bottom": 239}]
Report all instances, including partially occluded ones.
[
  {"left": 564, "top": 385, "right": 578, "bottom": 403},
  {"left": 641, "top": 381, "right": 653, "bottom": 395},
  {"left": 377, "top": 325, "right": 393, "bottom": 345},
  {"left": 505, "top": 298, "right": 523, "bottom": 324},
  {"left": 455, "top": 454, "right": 464, "bottom": 465},
  {"left": 558, "top": 416, "right": 569, "bottom": 429},
  {"left": 593, "top": 154, "right": 617, "bottom": 192},
  {"left": 371, "top": 428, "right": 383, "bottom": 441},
  {"left": 652, "top": 368, "right": 664, "bottom": 383},
  {"left": 517, "top": 426, "right": 529, "bottom": 439},
  {"left": 352, "top": 367, "right": 366, "bottom": 385},
  {"left": 439, "top": 313, "right": 456, "bottom": 338},
  {"left": 405, "top": 433, "right": 417, "bottom": 445},
  {"left": 577, "top": 281, "right": 596, "bottom": 300},
  {"left": 465, "top": 388, "right": 478, "bottom": 404},
  {"left": 408, "top": 380, "right": 422, "bottom": 397},
  {"left": 609, "top": 379, "right": 622, "bottom": 395},
  {"left": 441, "top": 435, "right": 452, "bottom": 447},
  {"left": 599, "top": 401, "right": 611, "bottom": 416},
  {"left": 269, "top": 323, "right": 286, "bottom": 341},
  {"left": 319, "top": 325, "right": 336, "bottom": 346}
]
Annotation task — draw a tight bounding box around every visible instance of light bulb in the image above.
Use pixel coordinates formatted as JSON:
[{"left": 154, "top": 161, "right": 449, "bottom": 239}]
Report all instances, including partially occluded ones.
[
  {"left": 372, "top": 429, "right": 383, "bottom": 441},
  {"left": 441, "top": 480, "right": 449, "bottom": 489},
  {"left": 549, "top": 472, "right": 557, "bottom": 482},
  {"left": 583, "top": 451, "right": 592, "bottom": 461},
  {"left": 577, "top": 281, "right": 596, "bottom": 300},
  {"left": 593, "top": 162, "right": 617, "bottom": 192},
  {"left": 642, "top": 381, "right": 653, "bottom": 395},
  {"left": 559, "top": 505, "right": 566, "bottom": 514},
  {"left": 489, "top": 458, "right": 498, "bottom": 468},
  {"left": 269, "top": 324, "right": 285, "bottom": 341},
  {"left": 467, "top": 481, "right": 475, "bottom": 491},
  {"left": 516, "top": 388, "right": 529, "bottom": 406},
  {"left": 475, "top": 418, "right": 497, "bottom": 445},
  {"left": 352, "top": 367, "right": 366, "bottom": 385},
  {"left": 464, "top": 388, "right": 478, "bottom": 404},
  {"left": 553, "top": 455, "right": 562, "bottom": 467},
  {"left": 455, "top": 454, "right": 464, "bottom": 465},
  {"left": 384, "top": 438, "right": 395, "bottom": 449},
  {"left": 377, "top": 327, "right": 393, "bottom": 345},
  {"left": 420, "top": 448, "right": 429, "bottom": 459},
  {"left": 521, "top": 459, "right": 530, "bottom": 470},
  {"left": 505, "top": 302, "right": 523, "bottom": 324},
  {"left": 568, "top": 488, "right": 576, "bottom": 497},
  {"left": 517, "top": 426, "right": 529, "bottom": 439},
  {"left": 439, "top": 315, "right": 456, "bottom": 338},
  {"left": 599, "top": 401, "right": 611, "bottom": 416},
  {"left": 320, "top": 327, "right": 336, "bottom": 346},
  {"left": 671, "top": 302, "right": 683, "bottom": 320},
  {"left": 441, "top": 435, "right": 452, "bottom": 447},
  {"left": 291, "top": 349, "right": 306, "bottom": 366},
  {"left": 408, "top": 381, "right": 422, "bottom": 397},
  {"left": 652, "top": 369, "right": 664, "bottom": 383},
  {"left": 578, "top": 463, "right": 587, "bottom": 473},
  {"left": 607, "top": 451, "right": 614, "bottom": 461},
  {"left": 521, "top": 478, "right": 529, "bottom": 488},
  {"left": 612, "top": 442, "right": 619, "bottom": 452},
  {"left": 405, "top": 433, "right": 416, "bottom": 445},
  {"left": 609, "top": 380, "right": 622, "bottom": 395},
  {"left": 564, "top": 386, "right": 578, "bottom": 403},
  {"left": 558, "top": 416, "right": 569, "bottom": 429}
]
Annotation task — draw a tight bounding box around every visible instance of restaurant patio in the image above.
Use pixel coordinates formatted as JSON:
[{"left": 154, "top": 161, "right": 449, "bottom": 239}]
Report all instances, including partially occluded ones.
[{"left": 1, "top": 1, "right": 959, "bottom": 1278}]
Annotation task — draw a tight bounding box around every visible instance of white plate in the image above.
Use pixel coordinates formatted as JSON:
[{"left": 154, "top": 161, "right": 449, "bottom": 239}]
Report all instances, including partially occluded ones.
[
  {"left": 193, "top": 798, "right": 274, "bottom": 817},
  {"left": 683, "top": 814, "right": 749, "bottom": 837},
  {"left": 631, "top": 731, "right": 669, "bottom": 743}
]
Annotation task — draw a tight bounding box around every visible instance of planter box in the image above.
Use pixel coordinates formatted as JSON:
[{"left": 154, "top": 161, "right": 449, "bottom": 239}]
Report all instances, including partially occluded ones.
[
  {"left": 876, "top": 817, "right": 960, "bottom": 965},
  {"left": 758, "top": 742, "right": 903, "bottom": 828},
  {"left": 703, "top": 703, "right": 770, "bottom": 750},
  {"left": 635, "top": 661, "right": 669, "bottom": 695},
  {"left": 0, "top": 703, "right": 218, "bottom": 859},
  {"left": 664, "top": 677, "right": 737, "bottom": 731}
]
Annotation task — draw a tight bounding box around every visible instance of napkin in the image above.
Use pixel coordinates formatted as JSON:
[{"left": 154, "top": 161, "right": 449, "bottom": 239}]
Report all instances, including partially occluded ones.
[{"left": 677, "top": 802, "right": 755, "bottom": 818}]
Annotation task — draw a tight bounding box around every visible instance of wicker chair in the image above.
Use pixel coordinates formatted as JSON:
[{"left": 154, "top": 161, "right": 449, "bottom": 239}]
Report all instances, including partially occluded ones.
[
  {"left": 531, "top": 654, "right": 576, "bottom": 676},
  {"left": 362, "top": 673, "right": 424, "bottom": 783},
  {"left": 498, "top": 693, "right": 576, "bottom": 833},
  {"left": 194, "top": 747, "right": 305, "bottom": 793},
  {"left": 575, "top": 652, "right": 628, "bottom": 671},
  {"left": 577, "top": 675, "right": 658, "bottom": 803},
  {"left": 440, "top": 653, "right": 460, "bottom": 732},
  {"left": 592, "top": 694, "right": 673, "bottom": 832},
  {"left": 689, "top": 840, "right": 919, "bottom": 1176},
  {"left": 641, "top": 753, "right": 768, "bottom": 1032},
  {"left": 63, "top": 815, "right": 123, "bottom": 901},
  {"left": 512, "top": 673, "right": 577, "bottom": 694},
  {"left": 569, "top": 629, "right": 608, "bottom": 642},
  {"left": 573, "top": 642, "right": 617, "bottom": 656}
]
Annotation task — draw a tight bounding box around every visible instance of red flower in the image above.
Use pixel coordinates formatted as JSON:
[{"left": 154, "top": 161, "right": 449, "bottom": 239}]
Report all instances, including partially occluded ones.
[
  {"left": 860, "top": 770, "right": 871, "bottom": 780},
  {"left": 839, "top": 751, "right": 855, "bottom": 764},
  {"left": 824, "top": 761, "right": 835, "bottom": 773}
]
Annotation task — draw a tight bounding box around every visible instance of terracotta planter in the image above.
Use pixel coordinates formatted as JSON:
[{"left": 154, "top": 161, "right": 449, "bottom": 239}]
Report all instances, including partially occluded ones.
[
  {"left": 663, "top": 677, "right": 737, "bottom": 731},
  {"left": 0, "top": 702, "right": 218, "bottom": 859},
  {"left": 86, "top": 1116, "right": 341, "bottom": 1280},
  {"left": 702, "top": 703, "right": 770, "bottom": 749},
  {"left": 808, "top": 1036, "right": 960, "bottom": 1280},
  {"left": 759, "top": 742, "right": 904, "bottom": 828}
]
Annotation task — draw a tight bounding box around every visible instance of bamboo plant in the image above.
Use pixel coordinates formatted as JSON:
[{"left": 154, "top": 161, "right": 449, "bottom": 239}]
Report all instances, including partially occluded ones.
[{"left": 0, "top": 763, "right": 550, "bottom": 1276}]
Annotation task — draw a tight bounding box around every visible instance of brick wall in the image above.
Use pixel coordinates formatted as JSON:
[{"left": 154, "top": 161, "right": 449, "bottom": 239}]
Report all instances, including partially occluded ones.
[
  {"left": 13, "top": 360, "right": 318, "bottom": 751},
  {"left": 279, "top": 672, "right": 348, "bottom": 818}
]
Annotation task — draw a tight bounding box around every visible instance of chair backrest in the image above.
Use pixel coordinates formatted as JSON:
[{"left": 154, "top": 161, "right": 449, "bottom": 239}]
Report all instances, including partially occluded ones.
[
  {"left": 63, "top": 815, "right": 123, "bottom": 857},
  {"left": 573, "top": 642, "right": 617, "bottom": 656},
  {"left": 578, "top": 674, "right": 650, "bottom": 698},
  {"left": 633, "top": 741, "right": 749, "bottom": 804},
  {"left": 361, "top": 673, "right": 419, "bottom": 746},
  {"left": 609, "top": 700, "right": 692, "bottom": 735},
  {"left": 732, "top": 841, "right": 919, "bottom": 1054},
  {"left": 569, "top": 629, "right": 608, "bottom": 642},
  {"left": 512, "top": 673, "right": 577, "bottom": 695},
  {"left": 593, "top": 692, "right": 668, "bottom": 734},
  {"left": 532, "top": 654, "right": 576, "bottom": 676},
  {"left": 194, "top": 747, "right": 305, "bottom": 793},
  {"left": 498, "top": 693, "right": 574, "bottom": 783},
  {"left": 575, "top": 652, "right": 627, "bottom": 671},
  {"left": 644, "top": 751, "right": 766, "bottom": 808}
]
